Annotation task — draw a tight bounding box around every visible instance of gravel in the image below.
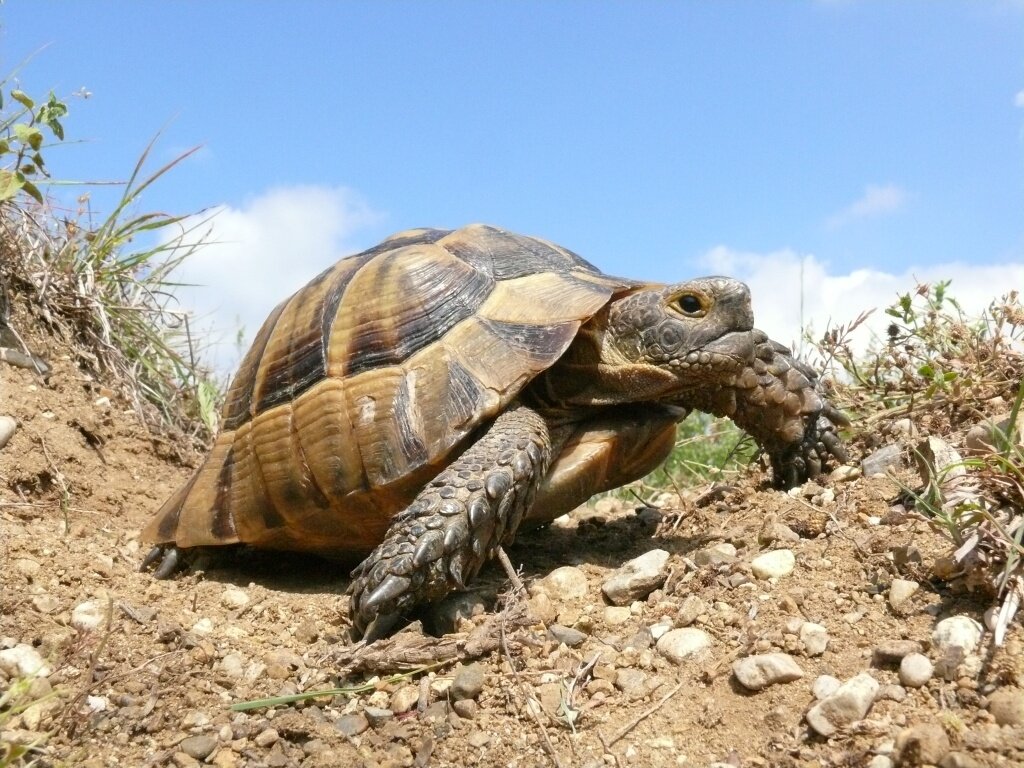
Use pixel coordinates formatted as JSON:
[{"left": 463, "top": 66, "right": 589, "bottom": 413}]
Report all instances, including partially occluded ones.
[
  {"left": 805, "top": 673, "right": 879, "bottom": 737},
  {"left": 601, "top": 548, "right": 670, "bottom": 605},
  {"left": 932, "top": 615, "right": 983, "bottom": 656},
  {"left": 452, "top": 663, "right": 485, "bottom": 701},
  {"left": 732, "top": 653, "right": 804, "bottom": 691},
  {"left": 656, "top": 628, "right": 713, "bottom": 664},
  {"left": 898, "top": 653, "right": 933, "bottom": 688},
  {"left": 750, "top": 549, "right": 795, "bottom": 579}
]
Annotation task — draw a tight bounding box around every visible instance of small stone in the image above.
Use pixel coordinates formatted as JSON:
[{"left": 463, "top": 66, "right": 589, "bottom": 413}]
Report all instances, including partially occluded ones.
[
  {"left": 0, "top": 415, "right": 16, "bottom": 450},
  {"left": 830, "top": 465, "right": 861, "bottom": 482},
  {"left": 191, "top": 618, "right": 214, "bottom": 636},
  {"left": 693, "top": 543, "right": 737, "bottom": 566},
  {"left": 799, "top": 622, "right": 829, "bottom": 656},
  {"left": 965, "top": 411, "right": 1024, "bottom": 456},
  {"left": 548, "top": 624, "right": 587, "bottom": 647},
  {"left": 614, "top": 668, "right": 649, "bottom": 697},
  {"left": 254, "top": 727, "right": 279, "bottom": 747},
  {"left": 422, "top": 700, "right": 449, "bottom": 721},
  {"left": 862, "top": 444, "right": 904, "bottom": 477},
  {"left": 888, "top": 579, "right": 920, "bottom": 612},
  {"left": 656, "top": 628, "right": 713, "bottom": 664},
  {"left": 221, "top": 588, "right": 250, "bottom": 609},
  {"left": 895, "top": 723, "right": 951, "bottom": 766},
  {"left": 987, "top": 687, "right": 1024, "bottom": 726},
  {"left": 732, "top": 653, "right": 804, "bottom": 691},
  {"left": 334, "top": 713, "right": 369, "bottom": 737},
  {"left": 867, "top": 757, "right": 894, "bottom": 768},
  {"left": 899, "top": 654, "right": 933, "bottom": 688},
  {"left": 467, "top": 731, "right": 491, "bottom": 748},
  {"left": 426, "top": 591, "right": 486, "bottom": 634},
  {"left": 914, "top": 436, "right": 966, "bottom": 484},
  {"left": 179, "top": 735, "right": 218, "bottom": 760},
  {"left": 363, "top": 706, "right": 393, "bottom": 727},
  {"left": 891, "top": 418, "right": 919, "bottom": 437},
  {"left": 0, "top": 644, "right": 52, "bottom": 678},
  {"left": 872, "top": 640, "right": 924, "bottom": 665},
  {"left": 14, "top": 558, "right": 41, "bottom": 578},
  {"left": 877, "top": 684, "right": 907, "bottom": 702},
  {"left": 218, "top": 653, "right": 245, "bottom": 680},
  {"left": 812, "top": 675, "right": 841, "bottom": 701},
  {"left": 939, "top": 752, "right": 983, "bottom": 768},
  {"left": 603, "top": 606, "right": 632, "bottom": 625},
  {"left": 601, "top": 549, "right": 670, "bottom": 605},
  {"left": 932, "top": 615, "right": 983, "bottom": 656},
  {"left": 535, "top": 566, "right": 589, "bottom": 600},
  {"left": 31, "top": 594, "right": 60, "bottom": 614},
  {"left": 677, "top": 595, "right": 706, "bottom": 626},
  {"left": 453, "top": 699, "right": 477, "bottom": 719},
  {"left": 71, "top": 600, "right": 105, "bottom": 631},
  {"left": 805, "top": 673, "right": 879, "bottom": 737},
  {"left": 452, "top": 663, "right": 485, "bottom": 701},
  {"left": 751, "top": 549, "right": 795, "bottom": 580},
  {"left": 173, "top": 754, "right": 200, "bottom": 768},
  {"left": 390, "top": 685, "right": 419, "bottom": 713}
]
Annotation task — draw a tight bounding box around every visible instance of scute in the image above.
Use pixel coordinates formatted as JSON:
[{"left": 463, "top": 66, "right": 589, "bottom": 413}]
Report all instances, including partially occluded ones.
[{"left": 142, "top": 224, "right": 635, "bottom": 556}]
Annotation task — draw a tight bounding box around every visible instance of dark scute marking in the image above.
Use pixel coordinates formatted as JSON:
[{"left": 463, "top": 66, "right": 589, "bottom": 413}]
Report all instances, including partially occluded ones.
[
  {"left": 480, "top": 318, "right": 580, "bottom": 360},
  {"left": 445, "top": 359, "right": 487, "bottom": 426},
  {"left": 345, "top": 253, "right": 494, "bottom": 377},
  {"left": 392, "top": 374, "right": 428, "bottom": 469},
  {"left": 291, "top": 424, "right": 332, "bottom": 510},
  {"left": 222, "top": 301, "right": 287, "bottom": 430},
  {"left": 211, "top": 447, "right": 238, "bottom": 539},
  {"left": 156, "top": 472, "right": 199, "bottom": 541},
  {"left": 443, "top": 226, "right": 603, "bottom": 280}
]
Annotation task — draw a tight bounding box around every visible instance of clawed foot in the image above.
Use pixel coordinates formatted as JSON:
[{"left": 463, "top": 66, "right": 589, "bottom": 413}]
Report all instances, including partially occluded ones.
[
  {"left": 140, "top": 544, "right": 188, "bottom": 579},
  {"left": 769, "top": 405, "right": 850, "bottom": 488}
]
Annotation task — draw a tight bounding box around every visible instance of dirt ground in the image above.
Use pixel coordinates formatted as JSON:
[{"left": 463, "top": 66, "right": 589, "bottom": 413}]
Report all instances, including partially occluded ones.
[{"left": 2, "top": 322, "right": 1023, "bottom": 768}]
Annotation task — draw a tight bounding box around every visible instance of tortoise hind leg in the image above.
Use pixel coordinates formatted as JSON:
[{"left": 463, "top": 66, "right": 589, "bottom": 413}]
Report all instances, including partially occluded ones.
[
  {"left": 140, "top": 544, "right": 187, "bottom": 579},
  {"left": 348, "top": 404, "right": 566, "bottom": 642}
]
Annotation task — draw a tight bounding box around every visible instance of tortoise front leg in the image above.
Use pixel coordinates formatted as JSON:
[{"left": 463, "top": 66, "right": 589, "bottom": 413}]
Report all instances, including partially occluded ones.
[{"left": 348, "top": 404, "right": 567, "bottom": 641}]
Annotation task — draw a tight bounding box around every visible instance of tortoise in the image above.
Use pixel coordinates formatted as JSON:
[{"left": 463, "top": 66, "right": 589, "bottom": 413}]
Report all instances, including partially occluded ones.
[{"left": 141, "top": 224, "right": 847, "bottom": 640}]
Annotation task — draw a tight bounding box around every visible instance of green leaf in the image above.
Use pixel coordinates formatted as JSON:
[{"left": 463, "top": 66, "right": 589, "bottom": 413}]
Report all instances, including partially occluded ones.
[
  {"left": 10, "top": 89, "right": 34, "bottom": 109},
  {"left": 0, "top": 169, "right": 24, "bottom": 202},
  {"left": 20, "top": 177, "right": 43, "bottom": 203},
  {"left": 943, "top": 371, "right": 958, "bottom": 382},
  {"left": 918, "top": 364, "right": 935, "bottom": 378},
  {"left": 20, "top": 162, "right": 36, "bottom": 175},
  {"left": 12, "top": 123, "right": 44, "bottom": 150},
  {"left": 0, "top": 139, "right": 8, "bottom": 155}
]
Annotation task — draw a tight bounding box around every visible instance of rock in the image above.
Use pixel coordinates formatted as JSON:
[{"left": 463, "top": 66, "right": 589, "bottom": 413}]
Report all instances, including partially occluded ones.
[
  {"left": 601, "top": 549, "right": 670, "bottom": 605},
  {"left": 390, "top": 685, "right": 419, "bottom": 713},
  {"left": 896, "top": 723, "right": 951, "bottom": 766},
  {"left": 799, "top": 622, "right": 829, "bottom": 656},
  {"left": 877, "top": 684, "right": 907, "bottom": 702},
  {"left": 693, "top": 543, "right": 737, "bottom": 566},
  {"left": 528, "top": 592, "right": 557, "bottom": 625},
  {"left": 14, "top": 558, "right": 41, "bottom": 579},
  {"left": 732, "top": 653, "right": 804, "bottom": 691},
  {"left": 892, "top": 418, "right": 919, "bottom": 437},
  {"left": 867, "top": 756, "right": 894, "bottom": 768},
  {"left": 812, "top": 675, "right": 842, "bottom": 701},
  {"left": 873, "top": 640, "right": 924, "bottom": 665},
  {"left": 254, "top": 727, "right": 279, "bottom": 747},
  {"left": 899, "top": 654, "right": 933, "bottom": 688},
  {"left": 987, "top": 687, "right": 1024, "bottom": 726},
  {"left": 888, "top": 579, "right": 920, "bottom": 611},
  {"left": 221, "top": 588, "right": 250, "bottom": 610},
  {"left": 218, "top": 653, "right": 245, "bottom": 680},
  {"left": 426, "top": 591, "right": 487, "bottom": 634},
  {"left": 677, "top": 595, "right": 707, "bottom": 626},
  {"left": 363, "top": 707, "right": 393, "bottom": 727},
  {"left": 452, "top": 663, "right": 485, "bottom": 701},
  {"left": 965, "top": 411, "right": 1024, "bottom": 456},
  {"left": 614, "top": 668, "right": 649, "bottom": 697},
  {"left": 467, "top": 731, "right": 491, "bottom": 748},
  {"left": 535, "top": 566, "right": 589, "bottom": 600},
  {"left": 31, "top": 594, "right": 60, "bottom": 614},
  {"left": 603, "top": 606, "right": 632, "bottom": 625},
  {"left": 0, "top": 415, "right": 16, "bottom": 450},
  {"left": 453, "top": 699, "right": 477, "bottom": 719},
  {"left": 805, "top": 673, "right": 879, "bottom": 737},
  {"left": 914, "top": 436, "right": 966, "bottom": 481},
  {"left": 179, "top": 735, "right": 218, "bottom": 760},
  {"left": 656, "top": 628, "right": 713, "bottom": 664},
  {"left": 939, "top": 753, "right": 983, "bottom": 768},
  {"left": 830, "top": 465, "right": 862, "bottom": 482},
  {"left": 71, "top": 600, "right": 105, "bottom": 631},
  {"left": 0, "top": 644, "right": 52, "bottom": 678},
  {"left": 933, "top": 615, "right": 983, "bottom": 656},
  {"left": 334, "top": 713, "right": 369, "bottom": 737},
  {"left": 751, "top": 549, "right": 795, "bottom": 580},
  {"left": 548, "top": 624, "right": 587, "bottom": 647},
  {"left": 862, "top": 444, "right": 904, "bottom": 477}
]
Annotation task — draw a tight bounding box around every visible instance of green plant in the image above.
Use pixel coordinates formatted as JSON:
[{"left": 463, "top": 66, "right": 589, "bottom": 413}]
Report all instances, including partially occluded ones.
[{"left": 0, "top": 85, "right": 67, "bottom": 204}]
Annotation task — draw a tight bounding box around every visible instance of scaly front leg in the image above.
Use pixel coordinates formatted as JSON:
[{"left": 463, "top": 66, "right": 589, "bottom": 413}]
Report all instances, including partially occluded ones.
[{"left": 348, "top": 404, "right": 566, "bottom": 641}]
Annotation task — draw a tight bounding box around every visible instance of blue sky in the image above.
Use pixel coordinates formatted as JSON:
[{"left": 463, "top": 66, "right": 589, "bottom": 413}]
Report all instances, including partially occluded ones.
[{"left": 2, "top": 1, "right": 1023, "bottom": 370}]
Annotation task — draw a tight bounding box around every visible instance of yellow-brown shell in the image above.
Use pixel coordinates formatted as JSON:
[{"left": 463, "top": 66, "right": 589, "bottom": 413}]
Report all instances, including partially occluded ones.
[{"left": 143, "top": 224, "right": 634, "bottom": 557}]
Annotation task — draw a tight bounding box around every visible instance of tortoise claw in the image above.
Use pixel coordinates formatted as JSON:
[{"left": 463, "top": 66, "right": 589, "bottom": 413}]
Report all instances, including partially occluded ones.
[{"left": 140, "top": 544, "right": 186, "bottom": 579}]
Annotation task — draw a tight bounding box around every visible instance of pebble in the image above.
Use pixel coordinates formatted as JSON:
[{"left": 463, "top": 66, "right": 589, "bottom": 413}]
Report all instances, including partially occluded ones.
[
  {"left": 867, "top": 757, "right": 894, "bottom": 768},
  {"left": 71, "top": 600, "right": 105, "bottom": 631},
  {"left": 873, "top": 640, "right": 924, "bottom": 665},
  {"left": 254, "top": 727, "right": 279, "bottom": 747},
  {"left": 391, "top": 685, "right": 419, "bottom": 714},
  {"left": 548, "top": 624, "right": 588, "bottom": 647},
  {"left": 453, "top": 699, "right": 477, "bottom": 719},
  {"left": 603, "top": 606, "right": 632, "bottom": 625},
  {"left": 334, "top": 713, "right": 369, "bottom": 737},
  {"left": 830, "top": 465, "right": 862, "bottom": 482},
  {"left": 751, "top": 549, "right": 795, "bottom": 580},
  {"left": 799, "top": 622, "right": 829, "bottom": 656},
  {"left": 218, "top": 653, "right": 245, "bottom": 680},
  {"left": 601, "top": 548, "right": 670, "bottom": 605},
  {"left": 535, "top": 566, "right": 589, "bottom": 600},
  {"left": 965, "top": 411, "right": 1024, "bottom": 456},
  {"left": 677, "top": 595, "right": 707, "bottom": 626},
  {"left": 888, "top": 579, "right": 920, "bottom": 611},
  {"left": 862, "top": 444, "right": 903, "bottom": 477},
  {"left": 656, "top": 628, "right": 713, "bottom": 664},
  {"left": 0, "top": 644, "right": 52, "bottom": 678},
  {"left": 805, "top": 673, "right": 879, "bottom": 737},
  {"left": 614, "top": 668, "right": 649, "bottom": 697},
  {"left": 363, "top": 706, "right": 393, "bottom": 727},
  {"left": 31, "top": 594, "right": 60, "bottom": 614},
  {"left": 179, "top": 735, "right": 218, "bottom": 760},
  {"left": 812, "top": 675, "right": 842, "bottom": 700},
  {"left": 221, "top": 588, "right": 250, "bottom": 610},
  {"left": 452, "top": 663, "right": 485, "bottom": 701},
  {"left": 14, "top": 558, "right": 41, "bottom": 578},
  {"left": 732, "top": 653, "right": 804, "bottom": 691},
  {"left": 987, "top": 687, "right": 1024, "bottom": 726},
  {"left": 467, "top": 731, "right": 491, "bottom": 748},
  {"left": 914, "top": 436, "right": 967, "bottom": 481},
  {"left": 0, "top": 415, "right": 16, "bottom": 450},
  {"left": 426, "top": 591, "right": 486, "bottom": 633},
  {"left": 932, "top": 615, "right": 983, "bottom": 656},
  {"left": 899, "top": 653, "right": 933, "bottom": 688},
  {"left": 895, "top": 722, "right": 950, "bottom": 766},
  {"left": 692, "top": 542, "right": 737, "bottom": 566},
  {"left": 528, "top": 592, "right": 557, "bottom": 625}
]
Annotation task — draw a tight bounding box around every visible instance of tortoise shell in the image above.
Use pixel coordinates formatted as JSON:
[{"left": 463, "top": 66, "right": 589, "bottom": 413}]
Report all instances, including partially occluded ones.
[{"left": 144, "top": 224, "right": 638, "bottom": 556}]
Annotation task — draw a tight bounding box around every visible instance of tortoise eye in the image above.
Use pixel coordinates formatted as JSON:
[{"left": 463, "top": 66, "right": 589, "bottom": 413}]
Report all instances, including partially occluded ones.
[{"left": 674, "top": 293, "right": 705, "bottom": 316}]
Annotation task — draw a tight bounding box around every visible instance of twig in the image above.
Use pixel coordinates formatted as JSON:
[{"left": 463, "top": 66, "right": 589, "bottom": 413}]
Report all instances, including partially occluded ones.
[
  {"left": 602, "top": 680, "right": 684, "bottom": 748},
  {"left": 495, "top": 545, "right": 525, "bottom": 594}
]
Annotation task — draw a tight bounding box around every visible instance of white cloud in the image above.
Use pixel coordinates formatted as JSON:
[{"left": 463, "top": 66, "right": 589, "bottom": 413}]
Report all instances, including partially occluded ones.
[
  {"left": 167, "top": 185, "right": 381, "bottom": 375},
  {"left": 1015, "top": 89, "right": 1024, "bottom": 108},
  {"left": 825, "top": 183, "right": 907, "bottom": 230},
  {"left": 701, "top": 245, "right": 1024, "bottom": 355}
]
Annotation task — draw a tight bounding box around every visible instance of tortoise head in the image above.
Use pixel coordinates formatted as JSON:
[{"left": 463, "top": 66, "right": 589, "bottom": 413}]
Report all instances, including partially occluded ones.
[{"left": 536, "top": 276, "right": 757, "bottom": 409}]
